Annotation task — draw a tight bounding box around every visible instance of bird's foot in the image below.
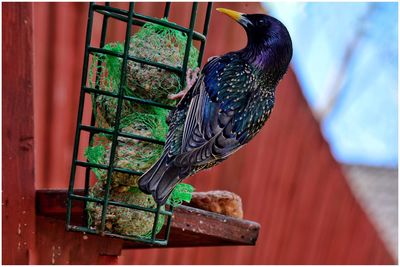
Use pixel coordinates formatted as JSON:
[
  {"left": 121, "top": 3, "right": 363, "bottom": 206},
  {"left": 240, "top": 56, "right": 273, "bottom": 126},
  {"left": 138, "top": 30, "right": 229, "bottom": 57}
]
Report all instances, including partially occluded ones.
[
  {"left": 168, "top": 89, "right": 188, "bottom": 100},
  {"left": 168, "top": 67, "right": 200, "bottom": 100}
]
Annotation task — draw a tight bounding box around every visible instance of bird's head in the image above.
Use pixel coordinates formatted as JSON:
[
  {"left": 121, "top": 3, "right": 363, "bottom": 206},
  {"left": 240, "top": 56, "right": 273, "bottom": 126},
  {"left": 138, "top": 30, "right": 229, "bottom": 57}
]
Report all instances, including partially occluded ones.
[{"left": 217, "top": 8, "right": 292, "bottom": 74}]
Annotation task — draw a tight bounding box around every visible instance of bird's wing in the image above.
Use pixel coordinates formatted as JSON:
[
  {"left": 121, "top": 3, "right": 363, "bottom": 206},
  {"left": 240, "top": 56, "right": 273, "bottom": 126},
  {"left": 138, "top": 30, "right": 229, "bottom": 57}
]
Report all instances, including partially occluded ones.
[{"left": 172, "top": 55, "right": 259, "bottom": 168}]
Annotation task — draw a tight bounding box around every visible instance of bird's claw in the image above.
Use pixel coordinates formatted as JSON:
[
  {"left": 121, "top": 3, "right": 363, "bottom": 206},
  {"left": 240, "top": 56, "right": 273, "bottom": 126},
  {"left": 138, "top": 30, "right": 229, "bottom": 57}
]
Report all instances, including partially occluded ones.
[
  {"left": 168, "top": 89, "right": 188, "bottom": 100},
  {"left": 168, "top": 67, "right": 200, "bottom": 100}
]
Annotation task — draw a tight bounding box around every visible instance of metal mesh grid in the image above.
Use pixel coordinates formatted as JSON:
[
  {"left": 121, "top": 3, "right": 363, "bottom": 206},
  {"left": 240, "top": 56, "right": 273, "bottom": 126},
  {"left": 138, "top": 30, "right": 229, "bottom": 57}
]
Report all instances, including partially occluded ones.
[{"left": 66, "top": 2, "right": 212, "bottom": 245}]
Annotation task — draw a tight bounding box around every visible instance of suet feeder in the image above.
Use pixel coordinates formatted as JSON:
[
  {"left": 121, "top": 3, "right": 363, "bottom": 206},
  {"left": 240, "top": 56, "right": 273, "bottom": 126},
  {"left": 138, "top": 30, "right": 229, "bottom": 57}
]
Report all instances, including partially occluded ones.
[{"left": 67, "top": 2, "right": 213, "bottom": 246}]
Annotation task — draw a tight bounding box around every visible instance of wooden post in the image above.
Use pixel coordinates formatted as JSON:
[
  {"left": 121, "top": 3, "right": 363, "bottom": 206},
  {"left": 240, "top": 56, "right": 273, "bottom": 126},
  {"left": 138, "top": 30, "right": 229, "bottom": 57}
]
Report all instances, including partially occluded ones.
[{"left": 2, "top": 3, "right": 36, "bottom": 264}]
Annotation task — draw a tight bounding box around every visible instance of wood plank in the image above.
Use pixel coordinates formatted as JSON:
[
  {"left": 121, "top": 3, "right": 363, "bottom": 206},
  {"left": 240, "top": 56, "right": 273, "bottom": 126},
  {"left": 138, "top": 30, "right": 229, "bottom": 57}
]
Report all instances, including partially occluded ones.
[
  {"left": 36, "top": 189, "right": 260, "bottom": 248},
  {"left": 2, "top": 3, "right": 35, "bottom": 264},
  {"left": 33, "top": 216, "right": 123, "bottom": 264}
]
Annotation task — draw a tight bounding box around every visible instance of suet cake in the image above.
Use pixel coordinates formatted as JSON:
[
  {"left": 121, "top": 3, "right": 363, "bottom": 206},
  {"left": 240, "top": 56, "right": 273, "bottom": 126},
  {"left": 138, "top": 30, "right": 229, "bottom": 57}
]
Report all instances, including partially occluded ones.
[{"left": 85, "top": 20, "right": 198, "bottom": 237}]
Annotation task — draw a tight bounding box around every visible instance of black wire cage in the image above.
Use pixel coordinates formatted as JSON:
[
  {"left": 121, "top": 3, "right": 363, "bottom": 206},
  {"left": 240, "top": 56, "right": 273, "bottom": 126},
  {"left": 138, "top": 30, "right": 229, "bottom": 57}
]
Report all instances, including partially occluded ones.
[{"left": 67, "top": 2, "right": 213, "bottom": 246}]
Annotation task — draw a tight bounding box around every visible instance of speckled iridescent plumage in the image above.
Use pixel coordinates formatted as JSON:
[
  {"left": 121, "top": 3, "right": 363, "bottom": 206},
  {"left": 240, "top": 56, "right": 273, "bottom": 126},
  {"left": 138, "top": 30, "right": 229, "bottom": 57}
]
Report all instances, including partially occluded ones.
[{"left": 139, "top": 10, "right": 293, "bottom": 205}]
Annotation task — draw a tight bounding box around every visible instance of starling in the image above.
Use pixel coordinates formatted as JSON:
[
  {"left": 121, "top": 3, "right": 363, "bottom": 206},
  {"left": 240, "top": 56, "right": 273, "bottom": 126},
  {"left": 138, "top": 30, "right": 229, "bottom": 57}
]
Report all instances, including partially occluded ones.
[{"left": 139, "top": 8, "right": 293, "bottom": 205}]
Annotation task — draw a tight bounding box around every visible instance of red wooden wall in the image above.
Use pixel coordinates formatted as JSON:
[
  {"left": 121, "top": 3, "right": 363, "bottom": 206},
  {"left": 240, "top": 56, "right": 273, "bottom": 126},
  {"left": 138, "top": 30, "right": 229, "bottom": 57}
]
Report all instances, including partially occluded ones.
[
  {"left": 3, "top": 3, "right": 36, "bottom": 264},
  {"left": 3, "top": 2, "right": 394, "bottom": 264}
]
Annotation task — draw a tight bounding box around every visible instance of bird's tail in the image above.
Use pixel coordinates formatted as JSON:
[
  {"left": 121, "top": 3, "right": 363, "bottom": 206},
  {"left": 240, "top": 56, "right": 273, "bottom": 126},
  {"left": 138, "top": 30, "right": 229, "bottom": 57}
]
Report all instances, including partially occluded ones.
[{"left": 138, "top": 154, "right": 182, "bottom": 205}]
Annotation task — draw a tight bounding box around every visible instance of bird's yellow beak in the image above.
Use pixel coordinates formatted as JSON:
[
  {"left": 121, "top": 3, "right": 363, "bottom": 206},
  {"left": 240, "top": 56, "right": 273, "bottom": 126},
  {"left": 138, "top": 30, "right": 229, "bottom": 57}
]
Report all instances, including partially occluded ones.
[{"left": 216, "top": 8, "right": 244, "bottom": 22}]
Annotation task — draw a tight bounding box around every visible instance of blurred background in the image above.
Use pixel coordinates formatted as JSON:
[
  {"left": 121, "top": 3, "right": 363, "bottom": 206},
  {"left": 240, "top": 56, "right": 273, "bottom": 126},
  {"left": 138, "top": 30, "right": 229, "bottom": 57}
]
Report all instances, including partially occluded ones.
[
  {"left": 5, "top": 1, "right": 397, "bottom": 265},
  {"left": 266, "top": 2, "right": 398, "bottom": 258},
  {"left": 266, "top": 2, "right": 397, "bottom": 167}
]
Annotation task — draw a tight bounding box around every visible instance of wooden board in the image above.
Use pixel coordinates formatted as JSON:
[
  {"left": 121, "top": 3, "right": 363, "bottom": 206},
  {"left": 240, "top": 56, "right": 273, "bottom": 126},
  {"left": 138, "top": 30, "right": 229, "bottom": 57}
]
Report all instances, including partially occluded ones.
[
  {"left": 2, "top": 3, "right": 36, "bottom": 264},
  {"left": 36, "top": 189, "right": 260, "bottom": 248},
  {"left": 34, "top": 215, "right": 124, "bottom": 264}
]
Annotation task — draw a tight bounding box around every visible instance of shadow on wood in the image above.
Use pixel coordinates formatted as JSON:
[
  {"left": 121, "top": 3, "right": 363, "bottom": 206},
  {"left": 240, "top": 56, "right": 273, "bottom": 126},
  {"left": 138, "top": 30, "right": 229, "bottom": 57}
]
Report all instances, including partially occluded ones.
[{"left": 36, "top": 189, "right": 260, "bottom": 250}]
